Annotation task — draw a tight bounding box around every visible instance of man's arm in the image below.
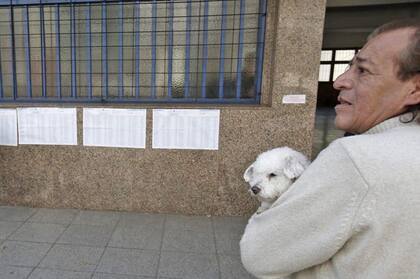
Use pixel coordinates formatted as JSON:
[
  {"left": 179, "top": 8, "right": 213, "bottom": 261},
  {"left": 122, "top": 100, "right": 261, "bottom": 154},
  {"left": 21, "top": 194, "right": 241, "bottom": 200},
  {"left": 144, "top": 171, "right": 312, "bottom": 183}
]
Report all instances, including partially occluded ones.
[{"left": 240, "top": 141, "right": 369, "bottom": 279}]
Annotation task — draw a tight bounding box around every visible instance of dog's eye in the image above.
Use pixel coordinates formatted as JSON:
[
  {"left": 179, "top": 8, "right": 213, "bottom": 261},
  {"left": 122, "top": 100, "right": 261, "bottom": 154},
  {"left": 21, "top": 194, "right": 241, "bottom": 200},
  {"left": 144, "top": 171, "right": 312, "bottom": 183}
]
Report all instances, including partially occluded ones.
[{"left": 269, "top": 173, "right": 277, "bottom": 178}]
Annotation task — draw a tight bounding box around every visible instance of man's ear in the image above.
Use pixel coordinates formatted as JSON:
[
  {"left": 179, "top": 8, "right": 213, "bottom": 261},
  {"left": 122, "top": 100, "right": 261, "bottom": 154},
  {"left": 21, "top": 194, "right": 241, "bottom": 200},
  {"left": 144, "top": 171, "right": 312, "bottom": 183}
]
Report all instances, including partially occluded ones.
[
  {"left": 243, "top": 164, "right": 254, "bottom": 182},
  {"left": 403, "top": 75, "right": 420, "bottom": 106}
]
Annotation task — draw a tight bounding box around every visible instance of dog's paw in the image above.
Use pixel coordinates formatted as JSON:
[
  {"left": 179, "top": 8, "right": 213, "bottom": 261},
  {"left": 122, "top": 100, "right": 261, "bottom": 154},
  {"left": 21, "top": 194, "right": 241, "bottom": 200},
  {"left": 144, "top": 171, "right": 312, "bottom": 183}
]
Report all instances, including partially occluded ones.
[
  {"left": 256, "top": 207, "right": 265, "bottom": 214},
  {"left": 256, "top": 203, "right": 271, "bottom": 214}
]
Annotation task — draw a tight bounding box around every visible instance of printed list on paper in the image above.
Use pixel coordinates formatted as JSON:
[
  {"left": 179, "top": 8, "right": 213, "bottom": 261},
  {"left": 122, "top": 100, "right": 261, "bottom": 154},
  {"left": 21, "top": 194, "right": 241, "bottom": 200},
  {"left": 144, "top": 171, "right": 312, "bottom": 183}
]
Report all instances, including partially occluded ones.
[
  {"left": 17, "top": 108, "right": 77, "bottom": 145},
  {"left": 153, "top": 109, "right": 220, "bottom": 150},
  {"left": 0, "top": 109, "right": 18, "bottom": 146},
  {"left": 83, "top": 108, "right": 146, "bottom": 149}
]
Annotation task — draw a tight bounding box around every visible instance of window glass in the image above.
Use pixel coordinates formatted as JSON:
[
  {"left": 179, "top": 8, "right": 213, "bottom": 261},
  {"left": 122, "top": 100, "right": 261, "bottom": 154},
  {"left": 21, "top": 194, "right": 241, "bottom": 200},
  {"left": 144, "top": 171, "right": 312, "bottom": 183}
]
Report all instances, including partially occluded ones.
[
  {"left": 318, "top": 64, "right": 331, "bottom": 82},
  {"left": 320, "top": 50, "right": 332, "bottom": 61},
  {"left": 333, "top": 64, "right": 349, "bottom": 81},
  {"left": 335, "top": 50, "right": 355, "bottom": 61}
]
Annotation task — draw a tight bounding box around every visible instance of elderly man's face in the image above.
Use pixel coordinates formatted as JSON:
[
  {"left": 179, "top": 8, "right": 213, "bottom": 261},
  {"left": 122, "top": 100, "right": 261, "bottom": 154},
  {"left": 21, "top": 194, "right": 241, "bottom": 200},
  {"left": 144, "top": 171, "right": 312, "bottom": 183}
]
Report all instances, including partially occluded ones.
[{"left": 333, "top": 28, "right": 418, "bottom": 134}]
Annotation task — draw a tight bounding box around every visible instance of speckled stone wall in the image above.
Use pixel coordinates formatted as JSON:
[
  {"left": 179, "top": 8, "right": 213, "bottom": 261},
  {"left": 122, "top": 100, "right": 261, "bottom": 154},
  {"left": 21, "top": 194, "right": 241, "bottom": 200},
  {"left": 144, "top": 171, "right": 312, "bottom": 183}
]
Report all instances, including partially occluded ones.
[{"left": 0, "top": 0, "right": 326, "bottom": 216}]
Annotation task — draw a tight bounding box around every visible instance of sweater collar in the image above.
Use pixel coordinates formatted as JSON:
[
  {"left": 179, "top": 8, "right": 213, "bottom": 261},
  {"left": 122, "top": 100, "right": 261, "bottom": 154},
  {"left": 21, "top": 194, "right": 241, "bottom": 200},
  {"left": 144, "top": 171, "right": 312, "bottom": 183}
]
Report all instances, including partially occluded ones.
[{"left": 363, "top": 113, "right": 418, "bottom": 135}]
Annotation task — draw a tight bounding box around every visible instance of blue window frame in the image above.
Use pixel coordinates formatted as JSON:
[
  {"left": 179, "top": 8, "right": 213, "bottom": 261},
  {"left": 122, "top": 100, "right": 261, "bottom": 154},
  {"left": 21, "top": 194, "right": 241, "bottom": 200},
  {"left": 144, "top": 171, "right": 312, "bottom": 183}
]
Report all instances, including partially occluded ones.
[{"left": 0, "top": 0, "right": 266, "bottom": 104}]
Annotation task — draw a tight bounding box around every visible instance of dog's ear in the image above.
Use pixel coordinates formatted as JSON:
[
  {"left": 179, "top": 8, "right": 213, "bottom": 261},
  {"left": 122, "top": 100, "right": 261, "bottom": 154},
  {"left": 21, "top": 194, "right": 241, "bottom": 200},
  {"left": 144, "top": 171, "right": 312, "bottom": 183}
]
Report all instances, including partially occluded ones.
[
  {"left": 283, "top": 156, "right": 306, "bottom": 180},
  {"left": 243, "top": 164, "right": 254, "bottom": 182}
]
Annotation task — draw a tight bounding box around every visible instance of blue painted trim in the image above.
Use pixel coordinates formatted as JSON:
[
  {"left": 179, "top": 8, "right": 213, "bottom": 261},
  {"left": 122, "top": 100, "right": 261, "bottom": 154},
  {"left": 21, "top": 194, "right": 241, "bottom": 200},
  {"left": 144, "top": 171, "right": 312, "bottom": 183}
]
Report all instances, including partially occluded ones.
[
  {"left": 55, "top": 4, "right": 62, "bottom": 98},
  {"left": 135, "top": 0, "right": 140, "bottom": 98},
  {"left": 0, "top": 0, "right": 264, "bottom": 105},
  {"left": 23, "top": 5, "right": 32, "bottom": 97},
  {"left": 40, "top": 1, "right": 47, "bottom": 97},
  {"left": 118, "top": 0, "right": 123, "bottom": 97},
  {"left": 201, "top": 0, "right": 209, "bottom": 98},
  {"left": 0, "top": 40, "right": 3, "bottom": 98},
  {"left": 9, "top": 2, "right": 18, "bottom": 100},
  {"left": 183, "top": 0, "right": 191, "bottom": 98},
  {"left": 235, "top": 0, "right": 245, "bottom": 99},
  {"left": 218, "top": 0, "right": 227, "bottom": 99},
  {"left": 87, "top": 3, "right": 92, "bottom": 98},
  {"left": 3, "top": 0, "right": 100, "bottom": 5},
  {"left": 167, "top": 0, "right": 174, "bottom": 98},
  {"left": 255, "top": 0, "right": 267, "bottom": 102},
  {"left": 101, "top": 1, "right": 108, "bottom": 98},
  {"left": 151, "top": 0, "right": 156, "bottom": 98},
  {"left": 1, "top": 0, "right": 147, "bottom": 5},
  {"left": 1, "top": 96, "right": 259, "bottom": 104},
  {"left": 70, "top": 1, "right": 77, "bottom": 98}
]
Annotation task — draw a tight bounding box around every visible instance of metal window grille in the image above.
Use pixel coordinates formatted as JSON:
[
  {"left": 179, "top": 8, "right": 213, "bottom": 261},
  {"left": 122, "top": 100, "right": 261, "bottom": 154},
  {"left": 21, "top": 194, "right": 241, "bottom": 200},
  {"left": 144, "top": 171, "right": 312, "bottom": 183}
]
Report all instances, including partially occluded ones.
[{"left": 0, "top": 0, "right": 266, "bottom": 104}]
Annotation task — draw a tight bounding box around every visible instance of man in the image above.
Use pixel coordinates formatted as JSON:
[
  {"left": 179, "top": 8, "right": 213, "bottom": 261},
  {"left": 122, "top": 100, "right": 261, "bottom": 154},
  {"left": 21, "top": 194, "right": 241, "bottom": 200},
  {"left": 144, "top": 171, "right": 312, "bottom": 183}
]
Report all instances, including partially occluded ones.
[{"left": 240, "top": 19, "right": 420, "bottom": 279}]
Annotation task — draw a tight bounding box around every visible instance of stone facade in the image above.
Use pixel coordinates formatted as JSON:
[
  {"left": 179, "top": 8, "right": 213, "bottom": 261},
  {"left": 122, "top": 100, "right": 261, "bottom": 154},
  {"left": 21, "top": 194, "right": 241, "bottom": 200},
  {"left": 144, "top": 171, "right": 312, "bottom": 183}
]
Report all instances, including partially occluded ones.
[{"left": 0, "top": 0, "right": 327, "bottom": 216}]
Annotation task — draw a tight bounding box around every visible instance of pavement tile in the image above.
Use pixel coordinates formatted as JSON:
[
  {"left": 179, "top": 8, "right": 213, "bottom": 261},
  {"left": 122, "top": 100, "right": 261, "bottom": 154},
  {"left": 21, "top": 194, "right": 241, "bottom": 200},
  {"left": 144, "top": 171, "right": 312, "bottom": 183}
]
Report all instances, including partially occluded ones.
[
  {"left": 0, "top": 221, "right": 23, "bottom": 239},
  {"left": 158, "top": 251, "right": 219, "bottom": 279},
  {"left": 9, "top": 223, "right": 66, "bottom": 243},
  {"left": 109, "top": 226, "right": 162, "bottom": 250},
  {"left": 0, "top": 240, "right": 51, "bottom": 267},
  {"left": 162, "top": 229, "right": 216, "bottom": 254},
  {"left": 214, "top": 231, "right": 242, "bottom": 255},
  {"left": 213, "top": 217, "right": 247, "bottom": 256},
  {"left": 28, "top": 208, "right": 79, "bottom": 225},
  {"left": 117, "top": 212, "right": 165, "bottom": 230},
  {"left": 28, "top": 268, "right": 92, "bottom": 279},
  {"left": 0, "top": 207, "right": 38, "bottom": 222},
  {"left": 218, "top": 254, "right": 256, "bottom": 279},
  {"left": 212, "top": 217, "right": 248, "bottom": 235},
  {"left": 39, "top": 244, "right": 104, "bottom": 272},
  {"left": 57, "top": 224, "right": 114, "bottom": 247},
  {"left": 165, "top": 215, "right": 212, "bottom": 232},
  {"left": 72, "top": 210, "right": 121, "bottom": 227},
  {"left": 96, "top": 247, "right": 159, "bottom": 277},
  {"left": 0, "top": 265, "right": 33, "bottom": 279},
  {"left": 93, "top": 273, "right": 155, "bottom": 279}
]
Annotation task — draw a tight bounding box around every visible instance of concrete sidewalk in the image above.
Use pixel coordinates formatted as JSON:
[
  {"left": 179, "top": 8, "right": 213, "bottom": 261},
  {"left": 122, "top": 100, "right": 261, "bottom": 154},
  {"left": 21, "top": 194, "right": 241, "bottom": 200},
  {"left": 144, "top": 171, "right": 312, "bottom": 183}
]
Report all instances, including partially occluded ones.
[{"left": 0, "top": 206, "right": 255, "bottom": 279}]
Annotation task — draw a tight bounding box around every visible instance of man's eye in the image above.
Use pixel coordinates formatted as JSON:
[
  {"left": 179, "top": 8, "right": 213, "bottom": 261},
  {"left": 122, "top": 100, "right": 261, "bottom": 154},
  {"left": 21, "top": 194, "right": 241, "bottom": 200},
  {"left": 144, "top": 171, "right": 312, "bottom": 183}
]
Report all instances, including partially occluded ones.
[{"left": 357, "top": 67, "right": 367, "bottom": 74}]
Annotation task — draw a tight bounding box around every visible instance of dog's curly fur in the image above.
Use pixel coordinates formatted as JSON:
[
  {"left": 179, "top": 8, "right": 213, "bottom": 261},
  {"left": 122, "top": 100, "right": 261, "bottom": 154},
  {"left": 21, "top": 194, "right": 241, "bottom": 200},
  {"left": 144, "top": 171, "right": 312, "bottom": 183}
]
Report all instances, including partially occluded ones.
[{"left": 244, "top": 147, "right": 310, "bottom": 213}]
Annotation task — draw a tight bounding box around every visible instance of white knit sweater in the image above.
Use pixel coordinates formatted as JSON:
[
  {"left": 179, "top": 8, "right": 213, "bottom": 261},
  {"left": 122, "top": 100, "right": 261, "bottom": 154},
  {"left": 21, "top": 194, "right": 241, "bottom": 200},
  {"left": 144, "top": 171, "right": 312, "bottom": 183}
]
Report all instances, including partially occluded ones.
[{"left": 240, "top": 115, "right": 420, "bottom": 279}]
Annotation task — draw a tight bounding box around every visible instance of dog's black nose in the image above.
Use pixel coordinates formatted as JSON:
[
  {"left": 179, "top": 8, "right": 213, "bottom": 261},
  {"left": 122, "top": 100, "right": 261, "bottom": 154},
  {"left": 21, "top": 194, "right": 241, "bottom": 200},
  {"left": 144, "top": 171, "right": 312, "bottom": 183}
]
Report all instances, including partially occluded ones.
[{"left": 251, "top": 186, "right": 261, "bottom": 194}]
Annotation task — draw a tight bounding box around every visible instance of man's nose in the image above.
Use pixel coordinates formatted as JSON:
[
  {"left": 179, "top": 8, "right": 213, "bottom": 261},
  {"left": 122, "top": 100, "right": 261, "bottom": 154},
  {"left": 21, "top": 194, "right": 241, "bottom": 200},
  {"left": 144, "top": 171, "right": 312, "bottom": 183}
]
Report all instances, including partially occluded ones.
[{"left": 333, "top": 70, "right": 352, "bottom": 91}]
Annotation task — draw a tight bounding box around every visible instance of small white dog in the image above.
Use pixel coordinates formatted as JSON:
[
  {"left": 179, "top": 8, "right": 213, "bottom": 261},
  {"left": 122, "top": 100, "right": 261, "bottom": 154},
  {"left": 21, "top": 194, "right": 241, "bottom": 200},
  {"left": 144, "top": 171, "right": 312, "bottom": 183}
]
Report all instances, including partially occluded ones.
[{"left": 243, "top": 147, "right": 310, "bottom": 213}]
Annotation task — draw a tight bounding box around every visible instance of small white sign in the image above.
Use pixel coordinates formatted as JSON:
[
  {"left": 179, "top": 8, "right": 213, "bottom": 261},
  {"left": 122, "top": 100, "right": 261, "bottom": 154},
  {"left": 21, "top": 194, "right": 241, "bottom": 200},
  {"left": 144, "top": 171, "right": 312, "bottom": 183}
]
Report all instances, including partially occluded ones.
[
  {"left": 17, "top": 107, "right": 77, "bottom": 145},
  {"left": 282, "top": 94, "right": 306, "bottom": 104},
  {"left": 153, "top": 109, "right": 220, "bottom": 150},
  {"left": 83, "top": 108, "right": 146, "bottom": 149},
  {"left": 0, "top": 109, "right": 18, "bottom": 146}
]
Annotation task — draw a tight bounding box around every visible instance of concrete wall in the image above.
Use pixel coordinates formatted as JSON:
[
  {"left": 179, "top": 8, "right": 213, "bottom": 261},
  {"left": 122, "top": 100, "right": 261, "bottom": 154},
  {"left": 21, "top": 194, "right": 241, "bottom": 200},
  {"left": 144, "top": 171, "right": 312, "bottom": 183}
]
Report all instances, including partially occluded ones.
[{"left": 0, "top": 0, "right": 326, "bottom": 216}]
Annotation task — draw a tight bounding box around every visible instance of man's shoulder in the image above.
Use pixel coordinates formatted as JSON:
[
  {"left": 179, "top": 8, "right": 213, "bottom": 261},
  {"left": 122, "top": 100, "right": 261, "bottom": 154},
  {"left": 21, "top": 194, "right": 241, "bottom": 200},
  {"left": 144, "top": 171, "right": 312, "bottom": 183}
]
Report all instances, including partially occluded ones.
[
  {"left": 330, "top": 124, "right": 420, "bottom": 162},
  {"left": 338, "top": 124, "right": 420, "bottom": 148}
]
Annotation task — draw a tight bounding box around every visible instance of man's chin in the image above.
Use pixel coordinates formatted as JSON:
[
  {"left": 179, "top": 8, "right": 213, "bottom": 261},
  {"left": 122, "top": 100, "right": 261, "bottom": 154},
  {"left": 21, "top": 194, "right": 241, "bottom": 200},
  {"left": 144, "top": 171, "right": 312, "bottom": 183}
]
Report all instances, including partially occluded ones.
[{"left": 334, "top": 116, "right": 351, "bottom": 132}]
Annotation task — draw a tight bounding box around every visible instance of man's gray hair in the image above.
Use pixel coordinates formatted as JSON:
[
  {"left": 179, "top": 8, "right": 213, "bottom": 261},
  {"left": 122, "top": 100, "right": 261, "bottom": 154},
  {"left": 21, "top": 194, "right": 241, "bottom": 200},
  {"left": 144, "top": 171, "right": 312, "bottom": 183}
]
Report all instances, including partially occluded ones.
[
  {"left": 368, "top": 19, "right": 420, "bottom": 81},
  {"left": 368, "top": 19, "right": 420, "bottom": 123}
]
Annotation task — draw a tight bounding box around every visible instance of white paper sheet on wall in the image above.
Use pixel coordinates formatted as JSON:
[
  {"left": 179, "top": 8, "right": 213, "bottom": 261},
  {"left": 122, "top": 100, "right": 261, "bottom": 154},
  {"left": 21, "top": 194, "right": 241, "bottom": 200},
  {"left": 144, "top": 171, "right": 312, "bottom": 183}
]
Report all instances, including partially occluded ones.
[
  {"left": 0, "top": 109, "right": 18, "bottom": 146},
  {"left": 17, "top": 108, "right": 77, "bottom": 145},
  {"left": 83, "top": 108, "right": 146, "bottom": 148},
  {"left": 282, "top": 94, "right": 306, "bottom": 104},
  {"left": 152, "top": 109, "right": 220, "bottom": 150}
]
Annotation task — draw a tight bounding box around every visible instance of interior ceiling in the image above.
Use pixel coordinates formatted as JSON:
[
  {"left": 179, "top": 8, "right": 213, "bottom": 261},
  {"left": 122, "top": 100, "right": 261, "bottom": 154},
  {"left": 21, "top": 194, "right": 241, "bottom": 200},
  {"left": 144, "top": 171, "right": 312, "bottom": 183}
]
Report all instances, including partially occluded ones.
[{"left": 323, "top": 0, "right": 420, "bottom": 49}]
